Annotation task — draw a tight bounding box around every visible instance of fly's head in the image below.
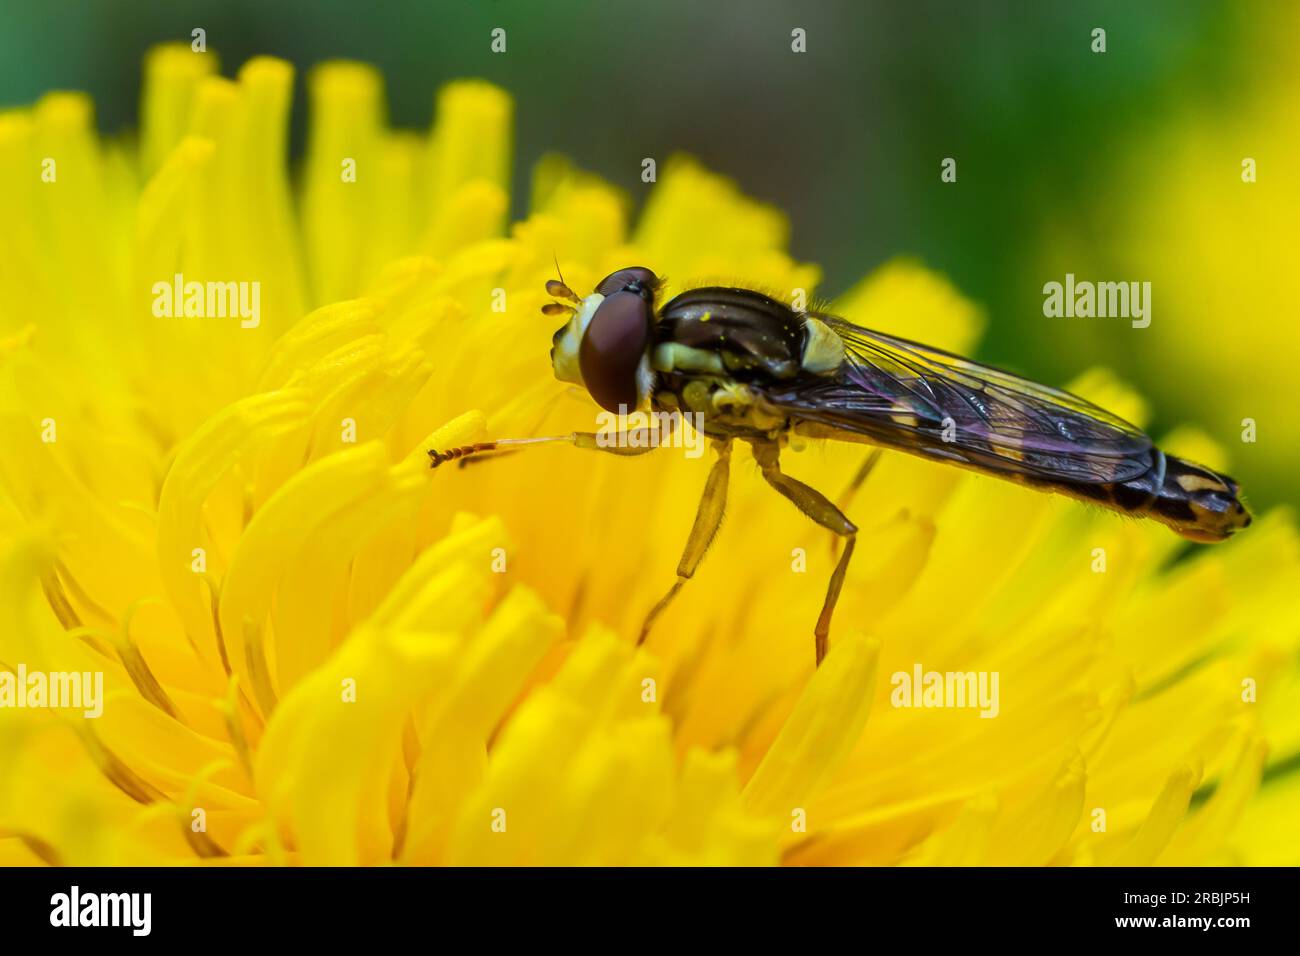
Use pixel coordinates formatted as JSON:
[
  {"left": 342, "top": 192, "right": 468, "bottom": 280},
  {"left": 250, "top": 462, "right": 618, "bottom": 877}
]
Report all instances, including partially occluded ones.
[{"left": 544, "top": 267, "right": 661, "bottom": 413}]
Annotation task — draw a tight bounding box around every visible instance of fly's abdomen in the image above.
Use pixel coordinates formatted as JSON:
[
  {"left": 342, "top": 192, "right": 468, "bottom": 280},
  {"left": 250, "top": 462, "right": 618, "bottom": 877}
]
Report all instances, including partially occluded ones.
[{"left": 1100, "top": 451, "right": 1251, "bottom": 542}]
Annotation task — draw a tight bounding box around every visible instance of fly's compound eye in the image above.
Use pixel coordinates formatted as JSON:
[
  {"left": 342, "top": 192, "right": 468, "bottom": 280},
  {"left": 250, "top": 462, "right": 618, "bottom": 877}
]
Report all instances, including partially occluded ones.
[
  {"left": 595, "top": 266, "right": 659, "bottom": 302},
  {"left": 579, "top": 290, "right": 651, "bottom": 413}
]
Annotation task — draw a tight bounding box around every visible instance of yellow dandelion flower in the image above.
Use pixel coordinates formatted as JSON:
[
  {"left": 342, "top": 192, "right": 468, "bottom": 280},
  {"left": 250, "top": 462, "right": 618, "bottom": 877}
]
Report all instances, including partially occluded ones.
[{"left": 0, "top": 45, "right": 1297, "bottom": 868}]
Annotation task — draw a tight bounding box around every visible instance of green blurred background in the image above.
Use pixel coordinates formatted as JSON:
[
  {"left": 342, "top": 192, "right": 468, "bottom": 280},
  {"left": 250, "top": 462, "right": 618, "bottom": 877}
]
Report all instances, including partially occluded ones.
[{"left": 1, "top": 0, "right": 1293, "bottom": 507}]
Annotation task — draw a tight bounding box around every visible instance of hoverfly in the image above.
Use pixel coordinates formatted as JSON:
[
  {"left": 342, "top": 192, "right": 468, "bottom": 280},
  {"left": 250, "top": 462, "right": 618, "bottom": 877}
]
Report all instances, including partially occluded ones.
[{"left": 430, "top": 266, "right": 1251, "bottom": 666}]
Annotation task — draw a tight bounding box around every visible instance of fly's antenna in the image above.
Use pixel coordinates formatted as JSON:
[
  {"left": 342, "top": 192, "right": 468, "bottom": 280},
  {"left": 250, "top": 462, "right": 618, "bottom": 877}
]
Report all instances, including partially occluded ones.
[{"left": 544, "top": 252, "right": 581, "bottom": 311}]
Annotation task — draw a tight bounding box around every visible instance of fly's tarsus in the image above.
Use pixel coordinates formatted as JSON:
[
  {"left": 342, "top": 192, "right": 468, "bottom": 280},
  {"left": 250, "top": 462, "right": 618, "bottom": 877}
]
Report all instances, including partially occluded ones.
[{"left": 427, "top": 442, "right": 499, "bottom": 469}]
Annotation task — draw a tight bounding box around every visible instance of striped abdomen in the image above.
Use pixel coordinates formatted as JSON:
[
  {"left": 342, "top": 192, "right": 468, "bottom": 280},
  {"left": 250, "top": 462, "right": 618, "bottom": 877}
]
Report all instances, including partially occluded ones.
[{"left": 1058, "top": 450, "right": 1251, "bottom": 542}]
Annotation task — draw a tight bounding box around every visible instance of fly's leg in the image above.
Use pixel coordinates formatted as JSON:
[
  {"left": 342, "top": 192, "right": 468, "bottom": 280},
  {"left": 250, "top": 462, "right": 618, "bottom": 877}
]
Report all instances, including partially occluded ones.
[
  {"left": 752, "top": 442, "right": 857, "bottom": 667},
  {"left": 638, "top": 440, "right": 732, "bottom": 647},
  {"left": 429, "top": 429, "right": 664, "bottom": 469},
  {"left": 830, "top": 448, "right": 882, "bottom": 558},
  {"left": 837, "top": 448, "right": 883, "bottom": 513},
  {"left": 428, "top": 441, "right": 508, "bottom": 467}
]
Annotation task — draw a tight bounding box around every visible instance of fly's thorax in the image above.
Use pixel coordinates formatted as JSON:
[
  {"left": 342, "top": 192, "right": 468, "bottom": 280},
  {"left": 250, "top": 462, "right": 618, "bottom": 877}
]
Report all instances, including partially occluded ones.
[
  {"left": 645, "top": 286, "right": 851, "bottom": 441},
  {"left": 654, "top": 286, "right": 845, "bottom": 381}
]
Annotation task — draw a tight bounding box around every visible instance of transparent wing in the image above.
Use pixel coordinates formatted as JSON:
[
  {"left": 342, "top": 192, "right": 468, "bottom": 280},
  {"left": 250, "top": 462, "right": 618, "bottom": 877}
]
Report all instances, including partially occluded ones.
[{"left": 757, "top": 314, "right": 1154, "bottom": 483}]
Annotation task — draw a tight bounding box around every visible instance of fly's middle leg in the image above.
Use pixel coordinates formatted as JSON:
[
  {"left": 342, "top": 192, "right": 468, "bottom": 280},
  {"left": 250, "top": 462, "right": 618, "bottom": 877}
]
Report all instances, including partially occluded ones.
[
  {"left": 752, "top": 441, "right": 857, "bottom": 667},
  {"left": 638, "top": 439, "right": 732, "bottom": 648}
]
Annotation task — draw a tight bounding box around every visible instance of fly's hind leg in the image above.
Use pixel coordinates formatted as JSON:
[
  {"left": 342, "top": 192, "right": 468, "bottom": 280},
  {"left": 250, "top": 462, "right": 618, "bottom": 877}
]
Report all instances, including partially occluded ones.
[
  {"left": 638, "top": 440, "right": 732, "bottom": 648},
  {"left": 830, "top": 448, "right": 882, "bottom": 558},
  {"left": 837, "top": 448, "right": 882, "bottom": 515},
  {"left": 752, "top": 441, "right": 857, "bottom": 667}
]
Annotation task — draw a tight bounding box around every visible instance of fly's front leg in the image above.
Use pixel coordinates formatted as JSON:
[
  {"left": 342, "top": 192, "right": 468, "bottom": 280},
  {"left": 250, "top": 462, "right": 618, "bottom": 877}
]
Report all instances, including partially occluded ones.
[
  {"left": 428, "top": 430, "right": 662, "bottom": 469},
  {"left": 638, "top": 440, "right": 732, "bottom": 647},
  {"left": 752, "top": 442, "right": 857, "bottom": 667}
]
